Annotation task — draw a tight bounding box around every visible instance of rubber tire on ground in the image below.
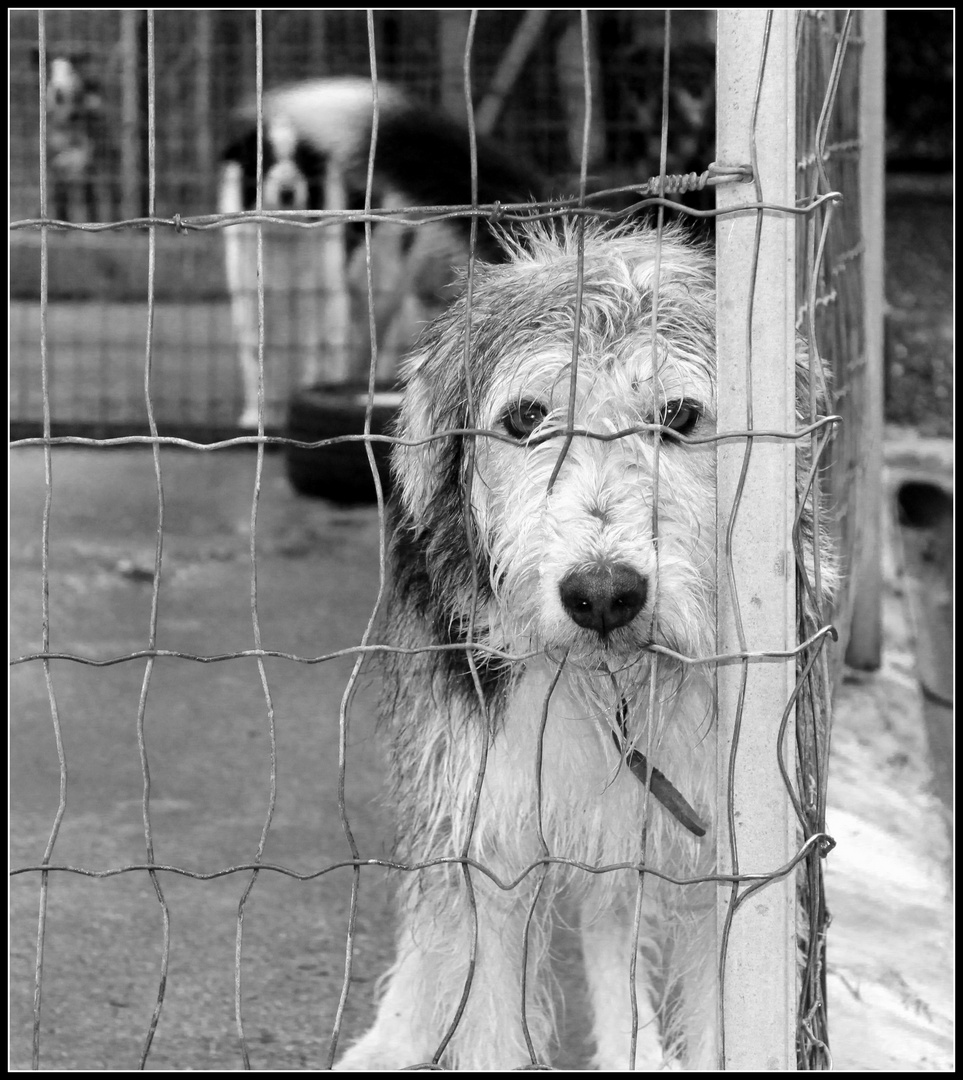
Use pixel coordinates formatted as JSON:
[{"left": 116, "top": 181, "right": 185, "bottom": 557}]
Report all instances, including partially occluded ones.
[{"left": 284, "top": 384, "right": 397, "bottom": 504}]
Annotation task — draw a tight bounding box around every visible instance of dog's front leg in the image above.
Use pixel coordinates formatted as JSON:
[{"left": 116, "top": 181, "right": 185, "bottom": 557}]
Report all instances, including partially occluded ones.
[
  {"left": 582, "top": 883, "right": 719, "bottom": 1071},
  {"left": 581, "top": 895, "right": 668, "bottom": 1071},
  {"left": 334, "top": 868, "right": 551, "bottom": 1070}
]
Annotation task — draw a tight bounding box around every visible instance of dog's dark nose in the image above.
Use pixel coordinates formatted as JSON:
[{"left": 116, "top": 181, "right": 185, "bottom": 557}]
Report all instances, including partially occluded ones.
[{"left": 559, "top": 564, "right": 647, "bottom": 636}]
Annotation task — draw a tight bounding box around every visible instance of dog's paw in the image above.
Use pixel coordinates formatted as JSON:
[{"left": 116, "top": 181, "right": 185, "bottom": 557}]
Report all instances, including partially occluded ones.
[{"left": 333, "top": 1039, "right": 432, "bottom": 1071}]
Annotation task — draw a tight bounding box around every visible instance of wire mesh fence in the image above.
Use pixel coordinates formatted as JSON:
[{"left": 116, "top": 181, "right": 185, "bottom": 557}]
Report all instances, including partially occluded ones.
[
  {"left": 10, "top": 8, "right": 879, "bottom": 1070},
  {"left": 9, "top": 9, "right": 720, "bottom": 438}
]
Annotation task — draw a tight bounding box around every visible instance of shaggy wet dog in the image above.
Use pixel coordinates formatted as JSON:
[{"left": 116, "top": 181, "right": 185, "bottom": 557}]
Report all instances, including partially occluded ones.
[{"left": 335, "top": 222, "right": 835, "bottom": 1070}]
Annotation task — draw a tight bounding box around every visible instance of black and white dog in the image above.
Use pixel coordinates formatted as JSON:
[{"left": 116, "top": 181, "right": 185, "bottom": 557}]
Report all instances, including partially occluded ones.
[
  {"left": 33, "top": 49, "right": 117, "bottom": 223},
  {"left": 219, "top": 78, "right": 540, "bottom": 427}
]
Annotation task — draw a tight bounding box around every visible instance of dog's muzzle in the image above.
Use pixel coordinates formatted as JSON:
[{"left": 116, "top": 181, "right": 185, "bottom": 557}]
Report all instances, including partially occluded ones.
[{"left": 559, "top": 563, "right": 647, "bottom": 636}]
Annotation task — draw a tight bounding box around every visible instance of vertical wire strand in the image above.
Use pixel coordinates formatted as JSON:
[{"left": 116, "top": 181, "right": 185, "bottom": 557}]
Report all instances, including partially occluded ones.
[
  {"left": 795, "top": 13, "right": 853, "bottom": 1068},
  {"left": 135, "top": 12, "right": 174, "bottom": 1066},
  {"left": 518, "top": 657, "right": 567, "bottom": 1064},
  {"left": 424, "top": 11, "right": 496, "bottom": 1065},
  {"left": 805, "top": 12, "right": 852, "bottom": 628},
  {"left": 234, "top": 12, "right": 281, "bottom": 1070},
  {"left": 520, "top": 6, "right": 594, "bottom": 1066},
  {"left": 33, "top": 12, "right": 69, "bottom": 1070},
  {"left": 328, "top": 10, "right": 395, "bottom": 1067},
  {"left": 546, "top": 8, "right": 590, "bottom": 498},
  {"left": 626, "top": 9, "right": 675, "bottom": 1067}
]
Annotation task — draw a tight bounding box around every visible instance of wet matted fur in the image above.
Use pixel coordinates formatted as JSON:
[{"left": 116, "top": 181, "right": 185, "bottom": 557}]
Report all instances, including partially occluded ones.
[{"left": 335, "top": 221, "right": 836, "bottom": 1070}]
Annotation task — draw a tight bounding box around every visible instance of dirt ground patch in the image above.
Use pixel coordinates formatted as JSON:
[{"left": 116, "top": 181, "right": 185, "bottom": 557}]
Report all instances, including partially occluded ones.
[{"left": 10, "top": 448, "right": 396, "bottom": 1069}]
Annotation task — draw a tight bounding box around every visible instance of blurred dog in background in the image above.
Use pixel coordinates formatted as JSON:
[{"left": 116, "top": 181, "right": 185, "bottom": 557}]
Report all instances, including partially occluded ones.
[
  {"left": 219, "top": 77, "right": 540, "bottom": 427},
  {"left": 34, "top": 49, "right": 117, "bottom": 222}
]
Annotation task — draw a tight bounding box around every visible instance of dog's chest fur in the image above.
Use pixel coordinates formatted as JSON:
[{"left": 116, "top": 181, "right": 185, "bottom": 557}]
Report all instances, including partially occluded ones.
[{"left": 470, "top": 659, "right": 714, "bottom": 881}]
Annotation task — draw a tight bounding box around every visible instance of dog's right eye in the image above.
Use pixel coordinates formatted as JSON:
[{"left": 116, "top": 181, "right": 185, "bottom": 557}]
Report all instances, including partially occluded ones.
[
  {"left": 500, "top": 400, "right": 548, "bottom": 441},
  {"left": 659, "top": 399, "right": 702, "bottom": 438}
]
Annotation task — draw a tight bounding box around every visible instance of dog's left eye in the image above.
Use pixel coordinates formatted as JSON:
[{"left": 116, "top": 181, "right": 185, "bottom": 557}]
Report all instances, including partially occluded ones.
[
  {"left": 500, "top": 400, "right": 548, "bottom": 441},
  {"left": 659, "top": 400, "right": 701, "bottom": 437}
]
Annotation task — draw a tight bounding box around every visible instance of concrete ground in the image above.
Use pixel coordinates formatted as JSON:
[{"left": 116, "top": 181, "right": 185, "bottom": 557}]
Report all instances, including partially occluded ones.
[
  {"left": 10, "top": 446, "right": 394, "bottom": 1069},
  {"left": 823, "top": 429, "right": 953, "bottom": 1071},
  {"left": 9, "top": 439, "right": 952, "bottom": 1069}
]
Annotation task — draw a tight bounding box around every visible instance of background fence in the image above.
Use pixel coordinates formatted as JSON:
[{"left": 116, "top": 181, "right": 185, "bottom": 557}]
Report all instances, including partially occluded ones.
[
  {"left": 9, "top": 9, "right": 715, "bottom": 437},
  {"left": 10, "top": 8, "right": 885, "bottom": 1070}
]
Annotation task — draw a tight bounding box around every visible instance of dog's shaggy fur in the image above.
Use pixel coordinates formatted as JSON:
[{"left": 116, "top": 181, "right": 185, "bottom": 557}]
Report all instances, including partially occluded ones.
[{"left": 335, "top": 222, "right": 836, "bottom": 1070}]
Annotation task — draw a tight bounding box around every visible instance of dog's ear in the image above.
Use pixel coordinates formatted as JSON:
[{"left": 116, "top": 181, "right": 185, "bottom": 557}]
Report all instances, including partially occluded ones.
[
  {"left": 391, "top": 323, "right": 493, "bottom": 615},
  {"left": 392, "top": 315, "right": 472, "bottom": 522},
  {"left": 393, "top": 350, "right": 457, "bottom": 519}
]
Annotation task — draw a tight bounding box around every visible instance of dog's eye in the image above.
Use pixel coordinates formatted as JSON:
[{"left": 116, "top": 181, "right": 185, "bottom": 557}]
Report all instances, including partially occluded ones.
[
  {"left": 659, "top": 400, "right": 701, "bottom": 437},
  {"left": 500, "top": 400, "right": 548, "bottom": 441}
]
